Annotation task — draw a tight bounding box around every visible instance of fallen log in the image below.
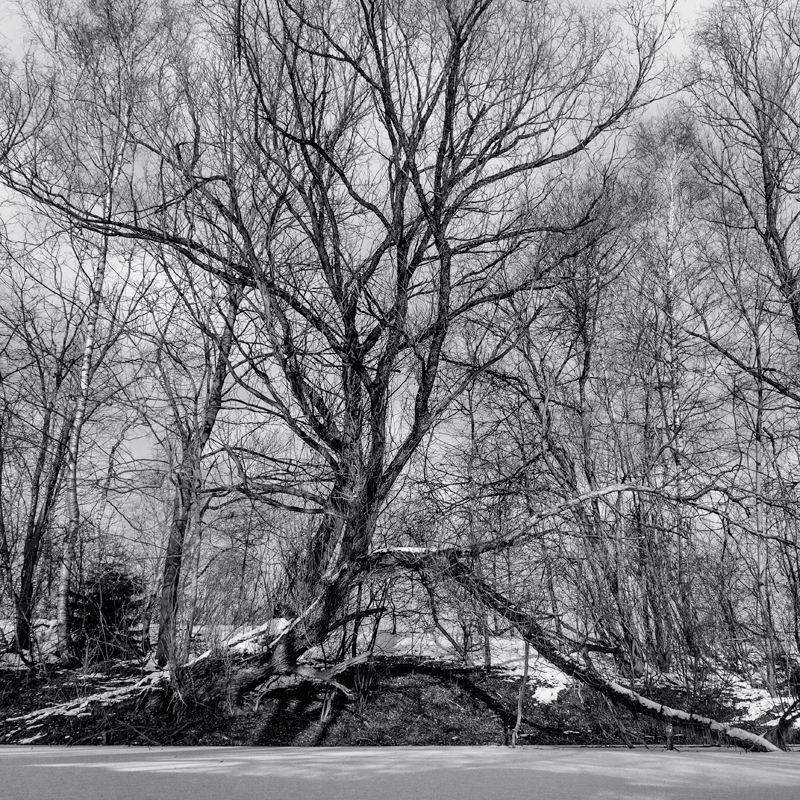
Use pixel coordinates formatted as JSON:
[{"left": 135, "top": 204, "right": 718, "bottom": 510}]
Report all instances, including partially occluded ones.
[{"left": 447, "top": 559, "right": 781, "bottom": 753}]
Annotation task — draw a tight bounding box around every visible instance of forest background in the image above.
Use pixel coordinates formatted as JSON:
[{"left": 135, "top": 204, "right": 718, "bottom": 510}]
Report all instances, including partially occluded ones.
[{"left": 2, "top": 0, "right": 800, "bottom": 751}]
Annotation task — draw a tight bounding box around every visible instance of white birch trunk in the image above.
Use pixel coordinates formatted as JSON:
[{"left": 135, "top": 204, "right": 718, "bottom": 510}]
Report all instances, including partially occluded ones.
[
  {"left": 511, "top": 639, "right": 530, "bottom": 747},
  {"left": 55, "top": 223, "right": 111, "bottom": 661}
]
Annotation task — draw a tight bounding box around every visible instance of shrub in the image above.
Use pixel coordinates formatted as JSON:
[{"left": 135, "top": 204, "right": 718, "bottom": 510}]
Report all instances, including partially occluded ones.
[{"left": 70, "top": 565, "right": 144, "bottom": 662}]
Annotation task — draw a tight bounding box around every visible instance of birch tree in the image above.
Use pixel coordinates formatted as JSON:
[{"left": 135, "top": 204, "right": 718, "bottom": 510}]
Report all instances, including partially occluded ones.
[{"left": 14, "top": 0, "right": 151, "bottom": 661}]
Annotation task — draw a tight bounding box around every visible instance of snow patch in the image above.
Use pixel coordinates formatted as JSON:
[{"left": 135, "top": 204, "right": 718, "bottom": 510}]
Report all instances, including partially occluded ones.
[
  {"left": 184, "top": 618, "right": 291, "bottom": 667},
  {"left": 370, "top": 631, "right": 571, "bottom": 705},
  {"left": 532, "top": 685, "right": 564, "bottom": 704},
  {"left": 16, "top": 732, "right": 45, "bottom": 745},
  {"left": 0, "top": 652, "right": 27, "bottom": 670},
  {"left": 715, "top": 670, "right": 796, "bottom": 723},
  {"left": 0, "top": 618, "right": 60, "bottom": 659},
  {"left": 228, "top": 618, "right": 290, "bottom": 653},
  {"left": 488, "top": 637, "right": 571, "bottom": 704},
  {"left": 6, "top": 671, "right": 166, "bottom": 728},
  {"left": 372, "top": 631, "right": 457, "bottom": 659}
]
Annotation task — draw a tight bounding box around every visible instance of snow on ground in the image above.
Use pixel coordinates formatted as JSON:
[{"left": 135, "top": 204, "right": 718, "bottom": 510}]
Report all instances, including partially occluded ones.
[
  {"left": 3, "top": 671, "right": 164, "bottom": 735},
  {"left": 486, "top": 637, "right": 572, "bottom": 703},
  {"left": 3, "top": 746, "right": 799, "bottom": 800},
  {"left": 0, "top": 618, "right": 59, "bottom": 668},
  {"left": 0, "top": 652, "right": 26, "bottom": 670},
  {"left": 3, "top": 615, "right": 796, "bottom": 729},
  {"left": 372, "top": 630, "right": 460, "bottom": 660},
  {"left": 228, "top": 618, "right": 290, "bottom": 652},
  {"left": 371, "top": 630, "right": 571, "bottom": 704},
  {"left": 190, "top": 619, "right": 290, "bottom": 653},
  {"left": 184, "top": 619, "right": 291, "bottom": 667},
  {"left": 715, "top": 670, "right": 800, "bottom": 728},
  {"left": 368, "top": 630, "right": 798, "bottom": 723}
]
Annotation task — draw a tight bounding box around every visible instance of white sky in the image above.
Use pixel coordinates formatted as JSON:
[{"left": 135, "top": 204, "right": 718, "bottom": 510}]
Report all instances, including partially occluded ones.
[
  {"left": 0, "top": 0, "right": 26, "bottom": 63},
  {"left": 0, "top": 0, "right": 713, "bottom": 66}
]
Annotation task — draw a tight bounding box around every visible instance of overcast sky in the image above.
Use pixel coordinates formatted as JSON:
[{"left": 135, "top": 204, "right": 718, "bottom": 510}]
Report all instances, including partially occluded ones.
[{"left": 0, "top": 0, "right": 713, "bottom": 66}]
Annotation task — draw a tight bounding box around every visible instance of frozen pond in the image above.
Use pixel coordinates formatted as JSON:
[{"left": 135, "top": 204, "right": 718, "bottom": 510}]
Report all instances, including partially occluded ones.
[{"left": 2, "top": 745, "right": 799, "bottom": 799}]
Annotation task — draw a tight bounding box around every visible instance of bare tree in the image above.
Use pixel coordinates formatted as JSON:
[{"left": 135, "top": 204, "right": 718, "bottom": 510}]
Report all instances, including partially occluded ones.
[
  {"left": 0, "top": 258, "right": 81, "bottom": 654},
  {"left": 689, "top": 0, "right": 800, "bottom": 694},
  {"left": 0, "top": 0, "right": 674, "bottom": 701},
  {"left": 146, "top": 270, "right": 244, "bottom": 667}
]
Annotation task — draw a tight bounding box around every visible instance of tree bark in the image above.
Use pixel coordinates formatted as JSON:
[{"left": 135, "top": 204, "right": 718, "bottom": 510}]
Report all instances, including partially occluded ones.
[
  {"left": 14, "top": 413, "right": 73, "bottom": 653},
  {"left": 154, "top": 475, "right": 194, "bottom": 667},
  {"left": 511, "top": 639, "right": 530, "bottom": 747}
]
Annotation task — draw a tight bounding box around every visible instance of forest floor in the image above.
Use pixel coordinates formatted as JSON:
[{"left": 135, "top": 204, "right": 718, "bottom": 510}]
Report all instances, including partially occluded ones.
[{"left": 1, "top": 653, "right": 791, "bottom": 749}]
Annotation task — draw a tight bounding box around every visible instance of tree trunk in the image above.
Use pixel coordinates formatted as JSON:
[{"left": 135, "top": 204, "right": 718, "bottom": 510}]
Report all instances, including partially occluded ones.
[
  {"left": 14, "top": 540, "right": 40, "bottom": 654},
  {"left": 14, "top": 413, "right": 73, "bottom": 654},
  {"left": 180, "top": 508, "right": 367, "bottom": 709},
  {"left": 511, "top": 640, "right": 530, "bottom": 747},
  {"left": 55, "top": 225, "right": 110, "bottom": 663},
  {"left": 154, "top": 477, "right": 193, "bottom": 666},
  {"left": 153, "top": 286, "right": 241, "bottom": 668}
]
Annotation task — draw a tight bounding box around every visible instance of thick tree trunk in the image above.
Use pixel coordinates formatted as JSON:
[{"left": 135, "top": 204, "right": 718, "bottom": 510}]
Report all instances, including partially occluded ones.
[
  {"left": 14, "top": 545, "right": 38, "bottom": 654},
  {"left": 154, "top": 479, "right": 192, "bottom": 666},
  {"left": 179, "top": 521, "right": 365, "bottom": 709},
  {"left": 179, "top": 593, "right": 340, "bottom": 708},
  {"left": 448, "top": 559, "right": 781, "bottom": 753},
  {"left": 13, "top": 415, "right": 72, "bottom": 654}
]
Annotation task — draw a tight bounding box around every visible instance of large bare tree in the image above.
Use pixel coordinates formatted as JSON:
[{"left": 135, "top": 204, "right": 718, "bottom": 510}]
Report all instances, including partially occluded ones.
[{"left": 0, "top": 0, "right": 676, "bottom": 701}]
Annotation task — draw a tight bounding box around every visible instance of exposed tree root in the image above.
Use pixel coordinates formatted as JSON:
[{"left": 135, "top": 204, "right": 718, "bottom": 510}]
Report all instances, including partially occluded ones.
[
  {"left": 3, "top": 639, "right": 367, "bottom": 739},
  {"left": 3, "top": 671, "right": 166, "bottom": 737}
]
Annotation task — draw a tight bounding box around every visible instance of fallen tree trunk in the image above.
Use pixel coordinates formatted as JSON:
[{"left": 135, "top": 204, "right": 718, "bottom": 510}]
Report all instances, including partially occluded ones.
[{"left": 447, "top": 558, "right": 781, "bottom": 753}]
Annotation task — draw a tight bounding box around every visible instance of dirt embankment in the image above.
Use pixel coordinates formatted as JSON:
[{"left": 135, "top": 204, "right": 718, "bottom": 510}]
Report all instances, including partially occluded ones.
[{"left": 1, "top": 656, "right": 774, "bottom": 749}]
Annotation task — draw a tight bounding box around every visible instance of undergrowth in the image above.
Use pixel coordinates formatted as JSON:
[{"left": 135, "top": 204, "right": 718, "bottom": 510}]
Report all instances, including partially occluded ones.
[{"left": 0, "top": 656, "right": 774, "bottom": 748}]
